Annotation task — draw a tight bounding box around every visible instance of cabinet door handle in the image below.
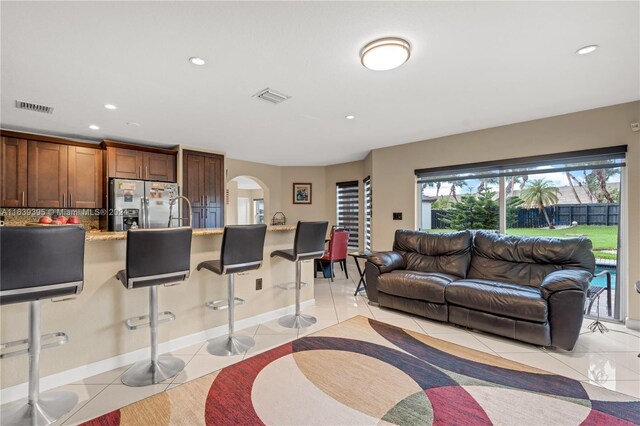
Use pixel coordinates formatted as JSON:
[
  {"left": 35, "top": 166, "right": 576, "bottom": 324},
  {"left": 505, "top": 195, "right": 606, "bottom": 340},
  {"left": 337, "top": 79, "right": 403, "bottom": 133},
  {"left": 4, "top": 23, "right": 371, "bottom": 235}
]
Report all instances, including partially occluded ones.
[
  {"left": 21, "top": 191, "right": 25, "bottom": 207},
  {"left": 68, "top": 193, "right": 72, "bottom": 208},
  {"left": 205, "top": 195, "right": 209, "bottom": 205},
  {"left": 146, "top": 166, "right": 149, "bottom": 179},
  {"left": 139, "top": 165, "right": 143, "bottom": 179},
  {"left": 62, "top": 193, "right": 66, "bottom": 208}
]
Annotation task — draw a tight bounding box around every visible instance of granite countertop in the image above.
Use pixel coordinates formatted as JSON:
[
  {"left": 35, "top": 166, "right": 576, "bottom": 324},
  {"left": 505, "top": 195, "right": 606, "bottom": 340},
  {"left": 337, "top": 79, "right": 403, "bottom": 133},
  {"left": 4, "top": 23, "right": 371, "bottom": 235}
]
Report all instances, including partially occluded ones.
[{"left": 85, "top": 225, "right": 297, "bottom": 241}]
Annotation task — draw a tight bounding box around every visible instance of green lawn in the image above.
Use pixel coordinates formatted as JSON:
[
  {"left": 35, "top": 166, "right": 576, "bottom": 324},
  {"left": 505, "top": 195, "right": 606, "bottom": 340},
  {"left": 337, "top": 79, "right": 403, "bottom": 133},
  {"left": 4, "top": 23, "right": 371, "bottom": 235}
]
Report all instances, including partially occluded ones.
[{"left": 424, "top": 226, "right": 618, "bottom": 260}]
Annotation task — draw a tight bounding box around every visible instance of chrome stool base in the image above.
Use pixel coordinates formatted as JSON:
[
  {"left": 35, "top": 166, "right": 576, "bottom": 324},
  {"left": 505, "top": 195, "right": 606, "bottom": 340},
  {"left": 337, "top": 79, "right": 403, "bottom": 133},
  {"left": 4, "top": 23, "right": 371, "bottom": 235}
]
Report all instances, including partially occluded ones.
[
  {"left": 207, "top": 334, "right": 255, "bottom": 356},
  {"left": 279, "top": 313, "right": 317, "bottom": 329},
  {"left": 1, "top": 391, "right": 78, "bottom": 426},
  {"left": 121, "top": 355, "right": 185, "bottom": 386}
]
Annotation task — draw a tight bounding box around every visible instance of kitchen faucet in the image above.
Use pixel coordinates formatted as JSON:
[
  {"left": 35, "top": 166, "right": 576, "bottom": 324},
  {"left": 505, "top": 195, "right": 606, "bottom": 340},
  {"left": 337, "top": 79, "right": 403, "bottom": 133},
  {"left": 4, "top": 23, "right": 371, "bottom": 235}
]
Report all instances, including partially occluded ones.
[{"left": 168, "top": 196, "right": 193, "bottom": 228}]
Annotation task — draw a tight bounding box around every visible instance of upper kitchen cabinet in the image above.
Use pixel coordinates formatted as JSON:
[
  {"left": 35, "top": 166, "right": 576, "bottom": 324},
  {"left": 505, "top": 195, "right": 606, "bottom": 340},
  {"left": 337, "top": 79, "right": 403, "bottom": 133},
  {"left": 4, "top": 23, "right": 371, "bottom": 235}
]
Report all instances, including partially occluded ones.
[
  {"left": 27, "top": 141, "right": 69, "bottom": 208},
  {"left": 103, "top": 140, "right": 177, "bottom": 182},
  {"left": 1, "top": 136, "right": 28, "bottom": 207},
  {"left": 26, "top": 140, "right": 103, "bottom": 209},
  {"left": 68, "top": 146, "right": 103, "bottom": 208},
  {"left": 0, "top": 130, "right": 106, "bottom": 209}
]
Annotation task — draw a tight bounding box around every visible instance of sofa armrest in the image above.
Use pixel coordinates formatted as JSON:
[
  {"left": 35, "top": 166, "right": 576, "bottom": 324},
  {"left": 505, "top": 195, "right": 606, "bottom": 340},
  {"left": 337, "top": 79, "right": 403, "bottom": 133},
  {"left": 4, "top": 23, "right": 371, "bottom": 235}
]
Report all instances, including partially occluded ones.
[
  {"left": 366, "top": 251, "right": 406, "bottom": 273},
  {"left": 540, "top": 270, "right": 592, "bottom": 300}
]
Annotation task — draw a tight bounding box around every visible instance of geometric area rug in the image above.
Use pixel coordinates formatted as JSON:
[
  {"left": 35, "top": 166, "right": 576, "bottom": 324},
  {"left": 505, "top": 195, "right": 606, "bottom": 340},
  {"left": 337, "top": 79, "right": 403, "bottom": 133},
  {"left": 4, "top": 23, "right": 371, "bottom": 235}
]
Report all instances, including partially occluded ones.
[{"left": 82, "top": 316, "right": 640, "bottom": 425}]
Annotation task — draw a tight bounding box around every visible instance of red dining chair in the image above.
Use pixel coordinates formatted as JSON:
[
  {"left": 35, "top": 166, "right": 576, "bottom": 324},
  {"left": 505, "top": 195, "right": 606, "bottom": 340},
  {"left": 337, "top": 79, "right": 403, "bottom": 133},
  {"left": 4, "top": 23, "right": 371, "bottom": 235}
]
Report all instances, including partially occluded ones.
[{"left": 319, "top": 229, "right": 350, "bottom": 282}]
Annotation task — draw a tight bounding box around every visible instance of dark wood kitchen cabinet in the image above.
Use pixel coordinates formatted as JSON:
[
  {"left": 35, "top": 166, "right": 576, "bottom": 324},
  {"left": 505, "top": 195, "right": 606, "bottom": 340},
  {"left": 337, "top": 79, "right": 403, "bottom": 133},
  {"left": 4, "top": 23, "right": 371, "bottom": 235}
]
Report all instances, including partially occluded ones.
[
  {"left": 1, "top": 131, "right": 103, "bottom": 209},
  {"left": 103, "top": 141, "right": 176, "bottom": 182},
  {"left": 27, "top": 141, "right": 68, "bottom": 208},
  {"left": 27, "top": 141, "right": 102, "bottom": 208},
  {"left": 1, "top": 136, "right": 28, "bottom": 207},
  {"left": 183, "top": 150, "right": 224, "bottom": 228},
  {"left": 68, "top": 146, "right": 103, "bottom": 208}
]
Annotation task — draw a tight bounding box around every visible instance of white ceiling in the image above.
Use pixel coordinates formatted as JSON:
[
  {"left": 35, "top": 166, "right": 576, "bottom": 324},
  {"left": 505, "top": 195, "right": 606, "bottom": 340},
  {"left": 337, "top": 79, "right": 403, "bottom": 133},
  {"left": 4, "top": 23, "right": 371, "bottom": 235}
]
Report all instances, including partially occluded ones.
[{"left": 1, "top": 2, "right": 638, "bottom": 166}]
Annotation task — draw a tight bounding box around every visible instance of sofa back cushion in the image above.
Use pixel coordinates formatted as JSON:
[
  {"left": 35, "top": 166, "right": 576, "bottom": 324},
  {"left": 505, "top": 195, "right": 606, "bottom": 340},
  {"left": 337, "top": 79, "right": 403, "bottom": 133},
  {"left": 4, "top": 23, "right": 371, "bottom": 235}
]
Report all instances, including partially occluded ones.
[
  {"left": 468, "top": 231, "right": 595, "bottom": 287},
  {"left": 393, "top": 230, "right": 472, "bottom": 278}
]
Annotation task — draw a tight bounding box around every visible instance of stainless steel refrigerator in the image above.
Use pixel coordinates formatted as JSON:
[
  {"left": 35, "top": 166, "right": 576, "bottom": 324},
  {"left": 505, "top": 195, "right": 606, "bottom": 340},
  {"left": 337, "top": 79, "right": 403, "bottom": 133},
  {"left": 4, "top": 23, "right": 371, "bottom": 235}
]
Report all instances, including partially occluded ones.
[{"left": 109, "top": 178, "right": 179, "bottom": 231}]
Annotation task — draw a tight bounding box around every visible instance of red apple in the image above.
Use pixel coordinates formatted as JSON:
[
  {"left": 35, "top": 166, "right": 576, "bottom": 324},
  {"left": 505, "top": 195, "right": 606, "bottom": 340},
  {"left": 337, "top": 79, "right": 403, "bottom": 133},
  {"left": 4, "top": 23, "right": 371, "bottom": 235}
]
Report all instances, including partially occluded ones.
[
  {"left": 51, "top": 219, "right": 62, "bottom": 225},
  {"left": 67, "top": 216, "right": 81, "bottom": 224},
  {"left": 57, "top": 215, "right": 68, "bottom": 224},
  {"left": 39, "top": 216, "right": 53, "bottom": 224}
]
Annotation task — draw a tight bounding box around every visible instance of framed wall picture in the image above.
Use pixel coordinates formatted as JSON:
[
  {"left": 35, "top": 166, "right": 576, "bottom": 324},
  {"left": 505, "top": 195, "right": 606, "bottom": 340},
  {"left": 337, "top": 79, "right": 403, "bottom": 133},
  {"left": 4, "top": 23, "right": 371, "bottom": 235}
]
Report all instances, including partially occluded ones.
[{"left": 293, "top": 183, "right": 312, "bottom": 204}]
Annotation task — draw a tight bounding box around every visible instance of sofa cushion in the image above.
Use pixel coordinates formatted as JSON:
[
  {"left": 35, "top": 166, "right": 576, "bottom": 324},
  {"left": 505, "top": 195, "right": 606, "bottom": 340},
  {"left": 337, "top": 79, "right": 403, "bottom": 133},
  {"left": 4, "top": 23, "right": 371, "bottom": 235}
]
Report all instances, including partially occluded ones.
[
  {"left": 393, "top": 230, "right": 472, "bottom": 278},
  {"left": 378, "top": 270, "right": 457, "bottom": 304},
  {"left": 468, "top": 231, "right": 595, "bottom": 287},
  {"left": 446, "top": 279, "right": 548, "bottom": 323}
]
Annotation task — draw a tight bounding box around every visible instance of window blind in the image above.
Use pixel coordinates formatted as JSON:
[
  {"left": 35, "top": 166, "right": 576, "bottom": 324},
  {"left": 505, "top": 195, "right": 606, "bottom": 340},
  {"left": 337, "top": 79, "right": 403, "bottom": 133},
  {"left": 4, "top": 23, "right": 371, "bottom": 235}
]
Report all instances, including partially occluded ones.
[
  {"left": 336, "top": 181, "right": 359, "bottom": 248},
  {"left": 416, "top": 146, "right": 627, "bottom": 184},
  {"left": 364, "top": 176, "right": 372, "bottom": 251}
]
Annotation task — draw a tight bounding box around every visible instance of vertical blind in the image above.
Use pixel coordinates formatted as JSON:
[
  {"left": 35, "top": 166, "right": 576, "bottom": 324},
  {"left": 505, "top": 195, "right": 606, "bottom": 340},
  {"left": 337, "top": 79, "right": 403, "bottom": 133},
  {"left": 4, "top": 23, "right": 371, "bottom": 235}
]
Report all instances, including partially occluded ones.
[
  {"left": 364, "top": 176, "right": 372, "bottom": 251},
  {"left": 336, "top": 181, "right": 359, "bottom": 248}
]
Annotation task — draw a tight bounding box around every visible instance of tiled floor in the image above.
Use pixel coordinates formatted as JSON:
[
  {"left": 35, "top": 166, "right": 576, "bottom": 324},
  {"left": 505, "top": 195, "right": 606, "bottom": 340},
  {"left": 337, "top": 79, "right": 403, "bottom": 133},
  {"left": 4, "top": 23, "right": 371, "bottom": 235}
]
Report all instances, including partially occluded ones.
[{"left": 3, "top": 266, "right": 639, "bottom": 425}]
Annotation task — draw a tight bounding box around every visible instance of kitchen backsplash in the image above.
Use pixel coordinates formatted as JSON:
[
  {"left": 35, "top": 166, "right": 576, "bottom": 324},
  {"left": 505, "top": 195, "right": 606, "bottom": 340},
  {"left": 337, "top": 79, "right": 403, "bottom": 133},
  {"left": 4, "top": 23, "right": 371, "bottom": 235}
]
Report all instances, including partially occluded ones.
[{"left": 0, "top": 208, "right": 100, "bottom": 229}]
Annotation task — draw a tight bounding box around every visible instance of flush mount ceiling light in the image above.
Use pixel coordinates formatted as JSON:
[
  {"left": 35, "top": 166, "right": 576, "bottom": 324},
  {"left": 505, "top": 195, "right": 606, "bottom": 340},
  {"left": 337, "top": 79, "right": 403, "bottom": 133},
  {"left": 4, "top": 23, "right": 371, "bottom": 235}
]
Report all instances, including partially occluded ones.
[
  {"left": 89, "top": 124, "right": 100, "bottom": 130},
  {"left": 576, "top": 45, "right": 598, "bottom": 55},
  {"left": 345, "top": 115, "right": 355, "bottom": 120},
  {"left": 189, "top": 57, "right": 206, "bottom": 65},
  {"left": 104, "top": 104, "right": 117, "bottom": 110},
  {"left": 361, "top": 37, "right": 411, "bottom": 71}
]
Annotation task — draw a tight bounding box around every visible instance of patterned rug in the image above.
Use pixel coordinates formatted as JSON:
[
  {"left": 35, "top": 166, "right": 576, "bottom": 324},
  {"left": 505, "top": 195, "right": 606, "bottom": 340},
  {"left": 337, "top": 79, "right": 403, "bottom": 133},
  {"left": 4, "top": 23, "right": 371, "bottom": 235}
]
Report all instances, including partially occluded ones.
[{"left": 83, "top": 316, "right": 639, "bottom": 425}]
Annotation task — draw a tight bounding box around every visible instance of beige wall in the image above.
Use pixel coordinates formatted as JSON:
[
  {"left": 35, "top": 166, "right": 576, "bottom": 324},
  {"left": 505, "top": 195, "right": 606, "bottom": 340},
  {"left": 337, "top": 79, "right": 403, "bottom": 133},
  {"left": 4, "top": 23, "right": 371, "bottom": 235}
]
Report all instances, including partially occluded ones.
[{"left": 369, "top": 101, "right": 640, "bottom": 323}]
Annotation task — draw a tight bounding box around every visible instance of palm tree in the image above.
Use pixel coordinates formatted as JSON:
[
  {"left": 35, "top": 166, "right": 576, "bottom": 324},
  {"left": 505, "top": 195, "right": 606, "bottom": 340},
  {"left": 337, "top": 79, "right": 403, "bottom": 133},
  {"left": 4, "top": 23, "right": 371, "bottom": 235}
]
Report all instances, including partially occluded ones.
[
  {"left": 448, "top": 180, "right": 467, "bottom": 202},
  {"left": 565, "top": 172, "right": 584, "bottom": 203},
  {"left": 520, "top": 179, "right": 560, "bottom": 229}
]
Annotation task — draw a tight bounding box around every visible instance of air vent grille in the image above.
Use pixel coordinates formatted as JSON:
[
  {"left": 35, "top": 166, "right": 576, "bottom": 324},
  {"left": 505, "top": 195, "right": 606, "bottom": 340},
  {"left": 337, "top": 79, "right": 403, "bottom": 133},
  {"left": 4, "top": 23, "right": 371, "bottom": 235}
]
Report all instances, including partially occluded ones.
[
  {"left": 15, "top": 100, "right": 54, "bottom": 114},
  {"left": 252, "top": 88, "right": 290, "bottom": 104}
]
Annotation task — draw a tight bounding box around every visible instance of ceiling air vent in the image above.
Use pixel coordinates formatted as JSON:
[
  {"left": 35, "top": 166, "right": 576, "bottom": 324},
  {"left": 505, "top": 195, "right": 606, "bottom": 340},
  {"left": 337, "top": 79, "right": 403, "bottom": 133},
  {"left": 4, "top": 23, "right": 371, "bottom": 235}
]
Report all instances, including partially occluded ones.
[
  {"left": 15, "top": 100, "right": 54, "bottom": 114},
  {"left": 252, "top": 88, "right": 290, "bottom": 104}
]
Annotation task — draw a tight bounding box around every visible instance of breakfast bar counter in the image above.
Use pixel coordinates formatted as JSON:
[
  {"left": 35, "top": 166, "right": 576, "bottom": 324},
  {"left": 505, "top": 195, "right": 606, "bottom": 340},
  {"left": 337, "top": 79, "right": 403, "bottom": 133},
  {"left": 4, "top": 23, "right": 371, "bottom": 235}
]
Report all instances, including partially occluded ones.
[
  {"left": 0, "top": 225, "right": 315, "bottom": 394},
  {"left": 84, "top": 225, "right": 297, "bottom": 241}
]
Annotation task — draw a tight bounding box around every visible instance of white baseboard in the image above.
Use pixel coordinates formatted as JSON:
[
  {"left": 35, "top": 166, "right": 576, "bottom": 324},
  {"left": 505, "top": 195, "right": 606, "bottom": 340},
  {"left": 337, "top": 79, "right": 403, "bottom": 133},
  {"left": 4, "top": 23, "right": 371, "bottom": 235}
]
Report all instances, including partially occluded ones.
[
  {"left": 1, "top": 299, "right": 315, "bottom": 404},
  {"left": 625, "top": 317, "right": 640, "bottom": 331}
]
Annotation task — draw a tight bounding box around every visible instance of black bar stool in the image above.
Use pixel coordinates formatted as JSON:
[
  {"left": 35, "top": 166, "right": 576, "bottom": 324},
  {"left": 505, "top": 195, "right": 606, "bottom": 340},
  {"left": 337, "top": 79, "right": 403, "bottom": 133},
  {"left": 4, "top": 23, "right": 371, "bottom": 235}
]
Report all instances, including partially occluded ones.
[
  {"left": 116, "top": 227, "right": 192, "bottom": 387},
  {"left": 0, "top": 226, "right": 85, "bottom": 426},
  {"left": 197, "top": 224, "right": 267, "bottom": 356},
  {"left": 271, "top": 221, "right": 328, "bottom": 329}
]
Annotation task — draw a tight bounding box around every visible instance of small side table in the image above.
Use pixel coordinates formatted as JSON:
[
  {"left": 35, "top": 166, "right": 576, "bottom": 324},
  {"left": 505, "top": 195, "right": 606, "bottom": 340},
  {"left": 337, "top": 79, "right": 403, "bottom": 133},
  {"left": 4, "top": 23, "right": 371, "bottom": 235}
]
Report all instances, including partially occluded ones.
[{"left": 349, "top": 251, "right": 372, "bottom": 296}]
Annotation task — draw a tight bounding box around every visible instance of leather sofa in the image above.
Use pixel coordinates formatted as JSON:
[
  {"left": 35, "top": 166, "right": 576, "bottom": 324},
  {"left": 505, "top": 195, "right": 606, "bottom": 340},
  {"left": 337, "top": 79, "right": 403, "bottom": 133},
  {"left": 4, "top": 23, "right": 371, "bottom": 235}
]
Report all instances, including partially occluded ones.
[{"left": 364, "top": 230, "right": 595, "bottom": 350}]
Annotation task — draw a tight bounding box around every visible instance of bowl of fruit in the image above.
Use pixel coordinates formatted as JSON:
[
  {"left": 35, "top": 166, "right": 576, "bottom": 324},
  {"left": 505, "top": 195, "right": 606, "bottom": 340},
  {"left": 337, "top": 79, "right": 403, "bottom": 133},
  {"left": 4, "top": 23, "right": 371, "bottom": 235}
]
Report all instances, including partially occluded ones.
[{"left": 36, "top": 215, "right": 81, "bottom": 225}]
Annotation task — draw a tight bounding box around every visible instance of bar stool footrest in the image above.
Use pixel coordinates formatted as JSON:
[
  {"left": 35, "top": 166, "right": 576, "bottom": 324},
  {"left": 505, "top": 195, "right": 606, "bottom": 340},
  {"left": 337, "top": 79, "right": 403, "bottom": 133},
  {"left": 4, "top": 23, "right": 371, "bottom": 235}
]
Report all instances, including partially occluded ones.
[
  {"left": 125, "top": 312, "right": 175, "bottom": 330},
  {"left": 277, "top": 281, "right": 307, "bottom": 290},
  {"left": 0, "top": 332, "right": 69, "bottom": 359},
  {"left": 206, "top": 297, "right": 245, "bottom": 311}
]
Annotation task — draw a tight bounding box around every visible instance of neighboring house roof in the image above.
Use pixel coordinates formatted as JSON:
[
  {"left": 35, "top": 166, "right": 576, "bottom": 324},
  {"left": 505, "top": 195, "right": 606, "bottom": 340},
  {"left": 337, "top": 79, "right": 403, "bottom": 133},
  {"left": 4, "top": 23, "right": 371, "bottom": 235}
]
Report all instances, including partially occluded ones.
[{"left": 511, "top": 183, "right": 618, "bottom": 204}]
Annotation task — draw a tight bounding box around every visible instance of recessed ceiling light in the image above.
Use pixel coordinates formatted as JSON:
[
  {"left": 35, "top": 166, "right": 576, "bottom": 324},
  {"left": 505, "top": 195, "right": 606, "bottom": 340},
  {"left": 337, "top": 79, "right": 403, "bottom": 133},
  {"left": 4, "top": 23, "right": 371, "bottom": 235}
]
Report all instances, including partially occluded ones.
[
  {"left": 104, "top": 104, "right": 117, "bottom": 110},
  {"left": 361, "top": 37, "right": 411, "bottom": 71},
  {"left": 576, "top": 45, "right": 598, "bottom": 55},
  {"left": 89, "top": 124, "right": 100, "bottom": 130},
  {"left": 126, "top": 122, "right": 141, "bottom": 127},
  {"left": 189, "top": 57, "right": 206, "bottom": 66},
  {"left": 345, "top": 115, "right": 355, "bottom": 120}
]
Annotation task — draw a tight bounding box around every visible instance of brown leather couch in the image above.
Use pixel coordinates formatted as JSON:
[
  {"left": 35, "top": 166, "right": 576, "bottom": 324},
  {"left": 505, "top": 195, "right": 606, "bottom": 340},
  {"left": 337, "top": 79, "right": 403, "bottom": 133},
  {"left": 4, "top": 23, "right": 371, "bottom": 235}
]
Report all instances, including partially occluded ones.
[{"left": 364, "top": 230, "right": 595, "bottom": 350}]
